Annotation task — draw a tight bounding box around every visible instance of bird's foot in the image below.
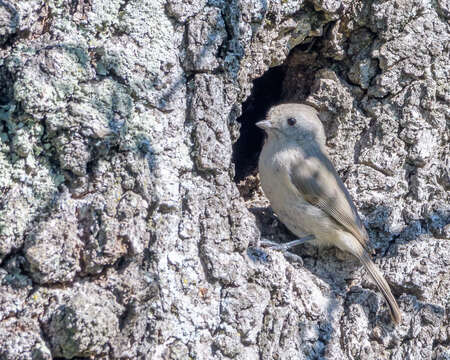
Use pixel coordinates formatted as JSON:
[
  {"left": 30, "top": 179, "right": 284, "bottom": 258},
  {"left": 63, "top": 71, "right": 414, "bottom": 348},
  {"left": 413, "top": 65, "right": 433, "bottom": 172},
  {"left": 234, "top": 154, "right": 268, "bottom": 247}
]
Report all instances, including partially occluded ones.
[
  {"left": 260, "top": 235, "right": 314, "bottom": 251},
  {"left": 259, "top": 235, "right": 315, "bottom": 263}
]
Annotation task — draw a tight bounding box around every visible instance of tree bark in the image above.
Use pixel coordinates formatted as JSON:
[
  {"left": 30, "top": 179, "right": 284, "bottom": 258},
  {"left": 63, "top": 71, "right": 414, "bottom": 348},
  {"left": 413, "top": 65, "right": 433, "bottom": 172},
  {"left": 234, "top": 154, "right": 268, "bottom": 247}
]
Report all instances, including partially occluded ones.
[{"left": 0, "top": 0, "right": 448, "bottom": 359}]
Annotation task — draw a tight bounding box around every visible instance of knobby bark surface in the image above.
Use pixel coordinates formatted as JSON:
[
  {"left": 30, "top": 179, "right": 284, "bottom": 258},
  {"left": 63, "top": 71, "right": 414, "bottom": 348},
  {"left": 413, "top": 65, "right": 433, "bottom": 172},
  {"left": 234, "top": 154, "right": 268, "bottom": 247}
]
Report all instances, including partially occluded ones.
[{"left": 0, "top": 0, "right": 449, "bottom": 359}]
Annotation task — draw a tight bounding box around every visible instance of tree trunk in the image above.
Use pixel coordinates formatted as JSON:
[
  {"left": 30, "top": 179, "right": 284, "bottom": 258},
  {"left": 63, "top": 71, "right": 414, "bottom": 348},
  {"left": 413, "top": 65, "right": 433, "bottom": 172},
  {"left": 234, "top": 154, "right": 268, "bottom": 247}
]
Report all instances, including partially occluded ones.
[{"left": 0, "top": 0, "right": 448, "bottom": 359}]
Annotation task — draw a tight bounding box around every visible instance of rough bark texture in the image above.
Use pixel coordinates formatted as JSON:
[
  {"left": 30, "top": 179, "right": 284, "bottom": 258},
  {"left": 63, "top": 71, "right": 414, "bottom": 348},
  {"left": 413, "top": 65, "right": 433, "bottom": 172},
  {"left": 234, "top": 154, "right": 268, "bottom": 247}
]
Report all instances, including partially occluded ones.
[{"left": 0, "top": 0, "right": 449, "bottom": 359}]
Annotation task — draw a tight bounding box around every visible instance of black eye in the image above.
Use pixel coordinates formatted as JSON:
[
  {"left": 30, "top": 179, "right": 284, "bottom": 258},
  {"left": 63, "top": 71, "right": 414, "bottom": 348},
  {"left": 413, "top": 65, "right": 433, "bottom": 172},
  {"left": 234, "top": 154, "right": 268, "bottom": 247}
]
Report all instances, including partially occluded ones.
[{"left": 287, "top": 117, "right": 296, "bottom": 126}]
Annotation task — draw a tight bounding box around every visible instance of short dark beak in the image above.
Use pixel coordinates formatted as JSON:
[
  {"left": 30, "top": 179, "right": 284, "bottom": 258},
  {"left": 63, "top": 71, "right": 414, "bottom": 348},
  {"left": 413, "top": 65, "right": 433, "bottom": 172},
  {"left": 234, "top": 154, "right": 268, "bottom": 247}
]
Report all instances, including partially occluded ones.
[{"left": 255, "top": 120, "right": 272, "bottom": 130}]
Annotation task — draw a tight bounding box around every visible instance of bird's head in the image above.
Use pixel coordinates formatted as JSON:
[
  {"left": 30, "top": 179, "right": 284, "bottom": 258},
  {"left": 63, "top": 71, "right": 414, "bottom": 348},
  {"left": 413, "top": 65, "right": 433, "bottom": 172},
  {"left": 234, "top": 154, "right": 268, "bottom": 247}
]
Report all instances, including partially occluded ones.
[{"left": 256, "top": 103, "right": 326, "bottom": 145}]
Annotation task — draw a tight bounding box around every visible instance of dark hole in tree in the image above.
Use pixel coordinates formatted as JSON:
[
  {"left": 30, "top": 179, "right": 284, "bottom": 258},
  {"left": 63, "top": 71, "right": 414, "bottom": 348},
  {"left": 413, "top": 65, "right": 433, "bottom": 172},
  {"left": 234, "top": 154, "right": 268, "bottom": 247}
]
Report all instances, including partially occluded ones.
[
  {"left": 0, "top": 67, "right": 14, "bottom": 106},
  {"left": 232, "top": 65, "right": 285, "bottom": 182}
]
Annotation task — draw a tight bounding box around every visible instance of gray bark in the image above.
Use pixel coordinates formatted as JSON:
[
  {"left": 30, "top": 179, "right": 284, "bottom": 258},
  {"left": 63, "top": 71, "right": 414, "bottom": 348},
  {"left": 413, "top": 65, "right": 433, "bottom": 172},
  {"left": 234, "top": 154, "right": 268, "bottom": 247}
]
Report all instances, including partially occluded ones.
[{"left": 0, "top": 0, "right": 448, "bottom": 359}]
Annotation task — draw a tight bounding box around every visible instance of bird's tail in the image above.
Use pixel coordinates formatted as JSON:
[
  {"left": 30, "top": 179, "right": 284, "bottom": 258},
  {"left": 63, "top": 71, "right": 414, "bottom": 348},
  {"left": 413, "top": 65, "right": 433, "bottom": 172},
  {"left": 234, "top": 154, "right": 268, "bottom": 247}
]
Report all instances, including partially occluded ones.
[{"left": 356, "top": 249, "right": 402, "bottom": 325}]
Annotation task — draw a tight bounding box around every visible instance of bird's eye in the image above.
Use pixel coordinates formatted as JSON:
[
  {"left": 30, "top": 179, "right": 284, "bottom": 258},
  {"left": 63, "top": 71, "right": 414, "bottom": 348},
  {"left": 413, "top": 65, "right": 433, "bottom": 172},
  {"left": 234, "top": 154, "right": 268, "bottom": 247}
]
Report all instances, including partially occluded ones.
[{"left": 287, "top": 117, "right": 296, "bottom": 126}]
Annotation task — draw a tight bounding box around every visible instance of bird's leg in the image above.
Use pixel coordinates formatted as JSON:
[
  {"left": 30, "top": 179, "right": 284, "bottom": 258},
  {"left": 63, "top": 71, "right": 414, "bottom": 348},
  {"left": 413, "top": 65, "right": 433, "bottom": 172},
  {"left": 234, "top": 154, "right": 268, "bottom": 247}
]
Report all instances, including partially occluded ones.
[{"left": 260, "top": 234, "right": 315, "bottom": 251}]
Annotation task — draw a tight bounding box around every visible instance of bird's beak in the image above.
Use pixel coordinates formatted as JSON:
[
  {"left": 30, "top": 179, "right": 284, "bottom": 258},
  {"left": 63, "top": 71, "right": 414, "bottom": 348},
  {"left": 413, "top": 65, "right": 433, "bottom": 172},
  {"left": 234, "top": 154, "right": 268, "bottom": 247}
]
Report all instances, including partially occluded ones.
[{"left": 255, "top": 120, "right": 272, "bottom": 131}]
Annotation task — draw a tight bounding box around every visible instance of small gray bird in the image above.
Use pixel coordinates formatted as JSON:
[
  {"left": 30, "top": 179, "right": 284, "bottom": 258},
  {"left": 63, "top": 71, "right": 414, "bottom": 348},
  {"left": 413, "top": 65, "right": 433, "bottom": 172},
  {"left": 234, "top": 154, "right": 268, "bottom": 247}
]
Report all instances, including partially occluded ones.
[{"left": 257, "top": 103, "right": 402, "bottom": 325}]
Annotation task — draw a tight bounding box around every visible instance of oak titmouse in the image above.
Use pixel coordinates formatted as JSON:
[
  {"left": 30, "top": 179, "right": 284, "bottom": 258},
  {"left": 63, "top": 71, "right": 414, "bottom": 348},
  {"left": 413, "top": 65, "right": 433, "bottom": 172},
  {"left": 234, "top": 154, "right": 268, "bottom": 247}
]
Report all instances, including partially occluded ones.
[{"left": 257, "top": 103, "right": 402, "bottom": 325}]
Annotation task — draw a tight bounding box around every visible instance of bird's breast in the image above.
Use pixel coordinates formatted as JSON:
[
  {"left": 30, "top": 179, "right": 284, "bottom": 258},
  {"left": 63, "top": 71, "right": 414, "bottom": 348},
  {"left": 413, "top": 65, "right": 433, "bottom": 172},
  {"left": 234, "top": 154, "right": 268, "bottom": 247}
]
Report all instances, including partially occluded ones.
[{"left": 259, "top": 144, "right": 304, "bottom": 213}]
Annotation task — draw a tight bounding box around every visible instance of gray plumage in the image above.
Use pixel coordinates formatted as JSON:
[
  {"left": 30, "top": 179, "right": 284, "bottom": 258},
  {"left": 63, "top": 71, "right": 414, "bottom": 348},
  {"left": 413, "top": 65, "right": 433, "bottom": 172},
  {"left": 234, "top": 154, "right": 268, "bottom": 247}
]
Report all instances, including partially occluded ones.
[{"left": 257, "top": 103, "right": 402, "bottom": 325}]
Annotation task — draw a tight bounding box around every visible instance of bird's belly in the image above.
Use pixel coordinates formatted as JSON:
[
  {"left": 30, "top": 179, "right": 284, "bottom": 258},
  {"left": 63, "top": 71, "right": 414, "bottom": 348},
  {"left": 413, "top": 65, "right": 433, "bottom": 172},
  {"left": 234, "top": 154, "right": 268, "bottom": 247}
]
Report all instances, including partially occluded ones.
[
  {"left": 277, "top": 200, "right": 339, "bottom": 248},
  {"left": 261, "top": 177, "right": 339, "bottom": 247}
]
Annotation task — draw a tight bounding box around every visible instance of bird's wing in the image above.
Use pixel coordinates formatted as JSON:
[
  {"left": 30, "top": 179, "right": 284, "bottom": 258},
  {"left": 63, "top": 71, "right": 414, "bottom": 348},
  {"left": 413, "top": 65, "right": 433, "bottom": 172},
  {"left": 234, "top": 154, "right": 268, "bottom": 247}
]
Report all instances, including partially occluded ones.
[{"left": 289, "top": 145, "right": 370, "bottom": 252}]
